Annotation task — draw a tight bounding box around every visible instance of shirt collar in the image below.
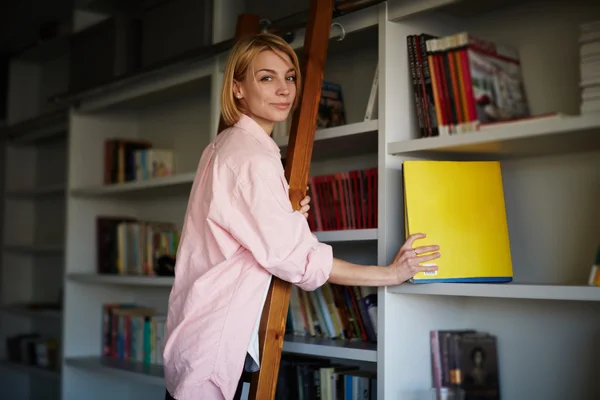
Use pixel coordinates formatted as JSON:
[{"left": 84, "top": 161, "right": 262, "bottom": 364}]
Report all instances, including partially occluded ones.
[{"left": 234, "top": 113, "right": 281, "bottom": 154}]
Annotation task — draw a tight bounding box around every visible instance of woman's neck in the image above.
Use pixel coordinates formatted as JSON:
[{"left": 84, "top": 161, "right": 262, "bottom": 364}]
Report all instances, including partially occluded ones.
[{"left": 245, "top": 112, "right": 275, "bottom": 136}]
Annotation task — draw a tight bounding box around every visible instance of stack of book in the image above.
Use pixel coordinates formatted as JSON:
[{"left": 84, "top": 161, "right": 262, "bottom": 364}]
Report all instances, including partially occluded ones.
[{"left": 579, "top": 19, "right": 600, "bottom": 114}]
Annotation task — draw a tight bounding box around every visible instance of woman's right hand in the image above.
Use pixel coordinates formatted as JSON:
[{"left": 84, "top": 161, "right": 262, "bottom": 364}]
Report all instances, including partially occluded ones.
[{"left": 388, "top": 233, "right": 440, "bottom": 284}]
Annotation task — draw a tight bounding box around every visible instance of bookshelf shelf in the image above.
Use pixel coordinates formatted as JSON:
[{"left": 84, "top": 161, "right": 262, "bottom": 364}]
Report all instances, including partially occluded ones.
[
  {"left": 387, "top": 113, "right": 600, "bottom": 159},
  {"left": 65, "top": 357, "right": 164, "bottom": 386},
  {"left": 72, "top": 62, "right": 216, "bottom": 114},
  {"left": 283, "top": 335, "right": 377, "bottom": 362},
  {"left": 0, "top": 361, "right": 61, "bottom": 380},
  {"left": 314, "top": 229, "right": 378, "bottom": 242},
  {"left": 70, "top": 172, "right": 196, "bottom": 198},
  {"left": 389, "top": 282, "right": 600, "bottom": 302},
  {"left": 67, "top": 273, "right": 174, "bottom": 287},
  {"left": 13, "top": 34, "right": 71, "bottom": 63},
  {"left": 64, "top": 335, "right": 377, "bottom": 389},
  {"left": 5, "top": 183, "right": 66, "bottom": 198},
  {"left": 276, "top": 119, "right": 379, "bottom": 160},
  {"left": 3, "top": 244, "right": 64, "bottom": 255},
  {"left": 0, "top": 305, "right": 63, "bottom": 319},
  {"left": 0, "top": 109, "right": 68, "bottom": 145},
  {"left": 0, "top": 360, "right": 61, "bottom": 380}
]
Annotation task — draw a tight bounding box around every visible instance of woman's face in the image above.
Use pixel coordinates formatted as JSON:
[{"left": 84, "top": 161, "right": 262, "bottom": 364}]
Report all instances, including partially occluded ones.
[{"left": 234, "top": 49, "right": 297, "bottom": 133}]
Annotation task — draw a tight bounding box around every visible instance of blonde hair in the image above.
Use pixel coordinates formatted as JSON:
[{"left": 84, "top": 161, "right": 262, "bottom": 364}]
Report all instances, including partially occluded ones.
[{"left": 220, "top": 32, "right": 302, "bottom": 127}]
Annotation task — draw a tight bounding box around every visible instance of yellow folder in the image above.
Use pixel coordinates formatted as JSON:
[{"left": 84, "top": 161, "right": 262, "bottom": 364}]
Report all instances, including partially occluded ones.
[{"left": 403, "top": 160, "right": 513, "bottom": 283}]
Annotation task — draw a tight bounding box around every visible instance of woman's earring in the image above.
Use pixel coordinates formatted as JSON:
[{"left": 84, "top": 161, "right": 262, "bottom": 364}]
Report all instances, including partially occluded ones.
[{"left": 236, "top": 94, "right": 242, "bottom": 99}]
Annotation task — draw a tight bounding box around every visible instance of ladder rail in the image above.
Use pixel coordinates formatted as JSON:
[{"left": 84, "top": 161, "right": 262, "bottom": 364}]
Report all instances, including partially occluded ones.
[
  {"left": 249, "top": 0, "right": 335, "bottom": 399},
  {"left": 222, "top": 2, "right": 335, "bottom": 398}
]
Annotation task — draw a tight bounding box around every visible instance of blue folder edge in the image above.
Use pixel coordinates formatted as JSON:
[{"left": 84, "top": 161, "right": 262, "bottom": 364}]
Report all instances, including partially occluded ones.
[{"left": 410, "top": 277, "right": 513, "bottom": 284}]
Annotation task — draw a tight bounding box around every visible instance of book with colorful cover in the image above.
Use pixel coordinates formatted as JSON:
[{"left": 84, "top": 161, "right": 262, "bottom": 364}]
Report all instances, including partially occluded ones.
[{"left": 317, "top": 81, "right": 346, "bottom": 128}]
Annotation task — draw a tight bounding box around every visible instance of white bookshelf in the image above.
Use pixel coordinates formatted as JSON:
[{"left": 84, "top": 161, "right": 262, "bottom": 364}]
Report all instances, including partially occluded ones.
[
  {"left": 61, "top": 0, "right": 380, "bottom": 397},
  {"left": 0, "top": 34, "right": 69, "bottom": 400},
  {"left": 1, "top": 0, "right": 592, "bottom": 399},
  {"left": 377, "top": 2, "right": 600, "bottom": 400}
]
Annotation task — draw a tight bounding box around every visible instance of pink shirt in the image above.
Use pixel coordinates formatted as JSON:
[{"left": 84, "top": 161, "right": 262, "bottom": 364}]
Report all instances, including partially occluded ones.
[{"left": 162, "top": 114, "right": 333, "bottom": 399}]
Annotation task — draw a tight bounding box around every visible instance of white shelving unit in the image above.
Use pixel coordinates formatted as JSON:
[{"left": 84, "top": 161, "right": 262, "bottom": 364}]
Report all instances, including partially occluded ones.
[
  {"left": 61, "top": 2, "right": 381, "bottom": 397},
  {"left": 1, "top": 0, "right": 594, "bottom": 399},
  {"left": 377, "top": 2, "right": 600, "bottom": 400},
  {"left": 1, "top": 36, "right": 70, "bottom": 400}
]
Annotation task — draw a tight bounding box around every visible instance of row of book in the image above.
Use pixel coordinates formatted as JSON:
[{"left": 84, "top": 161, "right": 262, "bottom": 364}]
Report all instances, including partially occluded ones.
[
  {"left": 104, "top": 138, "right": 176, "bottom": 185},
  {"left": 102, "top": 303, "right": 166, "bottom": 365},
  {"left": 307, "top": 167, "right": 377, "bottom": 232},
  {"left": 6, "top": 333, "right": 60, "bottom": 372},
  {"left": 276, "top": 355, "right": 377, "bottom": 400},
  {"left": 286, "top": 283, "right": 378, "bottom": 343},
  {"left": 579, "top": 19, "right": 600, "bottom": 114},
  {"left": 407, "top": 32, "right": 530, "bottom": 137},
  {"left": 96, "top": 216, "right": 179, "bottom": 276},
  {"left": 430, "top": 330, "right": 500, "bottom": 399}
]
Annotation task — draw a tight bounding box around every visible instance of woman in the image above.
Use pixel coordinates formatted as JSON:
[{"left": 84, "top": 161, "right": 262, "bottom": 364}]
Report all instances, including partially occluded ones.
[{"left": 162, "top": 32, "right": 440, "bottom": 400}]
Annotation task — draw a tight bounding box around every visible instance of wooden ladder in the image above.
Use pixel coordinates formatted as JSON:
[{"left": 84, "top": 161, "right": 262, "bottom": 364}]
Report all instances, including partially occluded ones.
[{"left": 223, "top": 0, "right": 335, "bottom": 398}]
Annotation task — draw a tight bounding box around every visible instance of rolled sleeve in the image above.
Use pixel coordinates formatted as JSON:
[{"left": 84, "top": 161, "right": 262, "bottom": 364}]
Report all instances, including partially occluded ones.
[{"left": 227, "top": 169, "right": 333, "bottom": 291}]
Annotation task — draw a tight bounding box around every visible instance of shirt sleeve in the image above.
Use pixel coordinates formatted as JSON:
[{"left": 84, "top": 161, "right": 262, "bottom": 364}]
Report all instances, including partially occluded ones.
[{"left": 226, "top": 167, "right": 333, "bottom": 292}]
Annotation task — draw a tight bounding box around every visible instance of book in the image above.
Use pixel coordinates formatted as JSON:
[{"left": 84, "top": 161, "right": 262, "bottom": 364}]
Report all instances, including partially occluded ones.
[
  {"left": 587, "top": 245, "right": 600, "bottom": 286},
  {"left": 403, "top": 160, "right": 513, "bottom": 283},
  {"left": 364, "top": 61, "right": 379, "bottom": 121},
  {"left": 579, "top": 20, "right": 600, "bottom": 114},
  {"left": 317, "top": 81, "right": 346, "bottom": 128},
  {"left": 430, "top": 330, "right": 500, "bottom": 399}
]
